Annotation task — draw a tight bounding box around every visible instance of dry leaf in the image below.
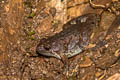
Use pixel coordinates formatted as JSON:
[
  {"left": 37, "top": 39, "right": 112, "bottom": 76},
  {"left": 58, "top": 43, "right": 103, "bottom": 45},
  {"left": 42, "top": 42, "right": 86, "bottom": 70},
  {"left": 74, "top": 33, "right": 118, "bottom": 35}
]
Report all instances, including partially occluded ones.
[
  {"left": 87, "top": 43, "right": 96, "bottom": 48},
  {"left": 80, "top": 56, "right": 93, "bottom": 67},
  {"left": 114, "top": 49, "right": 120, "bottom": 57},
  {"left": 107, "top": 73, "right": 120, "bottom": 80}
]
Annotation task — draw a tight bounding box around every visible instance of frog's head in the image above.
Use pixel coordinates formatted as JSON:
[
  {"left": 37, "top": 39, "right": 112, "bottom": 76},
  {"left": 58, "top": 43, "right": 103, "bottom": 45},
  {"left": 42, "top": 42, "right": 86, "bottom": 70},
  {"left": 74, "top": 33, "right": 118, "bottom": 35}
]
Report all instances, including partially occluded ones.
[{"left": 36, "top": 39, "right": 61, "bottom": 59}]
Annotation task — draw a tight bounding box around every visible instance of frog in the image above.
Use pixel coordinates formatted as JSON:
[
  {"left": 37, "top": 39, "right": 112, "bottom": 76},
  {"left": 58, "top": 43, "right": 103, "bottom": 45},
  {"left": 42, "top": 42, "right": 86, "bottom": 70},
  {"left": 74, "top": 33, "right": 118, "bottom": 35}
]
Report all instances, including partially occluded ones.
[{"left": 36, "top": 13, "right": 100, "bottom": 60}]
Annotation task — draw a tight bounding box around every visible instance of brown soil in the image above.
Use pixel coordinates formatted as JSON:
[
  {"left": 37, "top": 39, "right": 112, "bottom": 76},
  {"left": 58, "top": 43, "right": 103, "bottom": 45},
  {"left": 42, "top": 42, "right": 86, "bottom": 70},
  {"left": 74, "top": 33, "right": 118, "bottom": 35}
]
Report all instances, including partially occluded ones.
[{"left": 0, "top": 0, "right": 120, "bottom": 80}]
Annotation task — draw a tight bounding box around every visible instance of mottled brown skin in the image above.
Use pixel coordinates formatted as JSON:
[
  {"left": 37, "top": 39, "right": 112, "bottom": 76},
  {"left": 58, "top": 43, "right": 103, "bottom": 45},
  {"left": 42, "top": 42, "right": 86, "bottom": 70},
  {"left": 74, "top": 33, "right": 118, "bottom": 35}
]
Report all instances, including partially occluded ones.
[{"left": 36, "top": 13, "right": 100, "bottom": 60}]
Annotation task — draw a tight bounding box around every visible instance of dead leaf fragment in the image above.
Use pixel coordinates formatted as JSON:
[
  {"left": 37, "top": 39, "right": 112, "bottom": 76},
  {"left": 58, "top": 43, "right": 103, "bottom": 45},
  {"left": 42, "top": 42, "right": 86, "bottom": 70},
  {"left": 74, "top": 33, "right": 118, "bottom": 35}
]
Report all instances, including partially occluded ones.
[
  {"left": 87, "top": 43, "right": 96, "bottom": 48},
  {"left": 114, "top": 49, "right": 120, "bottom": 57},
  {"left": 105, "top": 35, "right": 112, "bottom": 40},
  {"left": 90, "top": 33, "right": 95, "bottom": 39},
  {"left": 80, "top": 56, "right": 93, "bottom": 67},
  {"left": 72, "top": 65, "right": 79, "bottom": 73},
  {"left": 107, "top": 73, "right": 120, "bottom": 80},
  {"left": 95, "top": 71, "right": 103, "bottom": 78},
  {"left": 5, "top": 4, "right": 9, "bottom": 12},
  {"left": 117, "top": 33, "right": 120, "bottom": 38},
  {"left": 9, "top": 28, "right": 15, "bottom": 35}
]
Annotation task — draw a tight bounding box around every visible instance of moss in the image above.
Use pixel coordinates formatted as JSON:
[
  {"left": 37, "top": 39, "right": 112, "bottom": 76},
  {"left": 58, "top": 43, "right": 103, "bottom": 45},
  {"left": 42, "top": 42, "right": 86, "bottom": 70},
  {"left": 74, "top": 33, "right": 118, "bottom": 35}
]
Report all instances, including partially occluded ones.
[
  {"left": 29, "top": 30, "right": 35, "bottom": 36},
  {"left": 28, "top": 12, "right": 36, "bottom": 18},
  {"left": 29, "top": 36, "right": 36, "bottom": 40}
]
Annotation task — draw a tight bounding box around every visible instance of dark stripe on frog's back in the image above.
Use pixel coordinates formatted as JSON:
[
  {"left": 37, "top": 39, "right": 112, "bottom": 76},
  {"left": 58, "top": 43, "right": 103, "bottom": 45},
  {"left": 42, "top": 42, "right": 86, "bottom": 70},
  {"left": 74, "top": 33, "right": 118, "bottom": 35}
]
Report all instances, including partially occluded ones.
[
  {"left": 40, "top": 13, "right": 97, "bottom": 44},
  {"left": 63, "top": 13, "right": 98, "bottom": 30},
  {"left": 40, "top": 13, "right": 99, "bottom": 43}
]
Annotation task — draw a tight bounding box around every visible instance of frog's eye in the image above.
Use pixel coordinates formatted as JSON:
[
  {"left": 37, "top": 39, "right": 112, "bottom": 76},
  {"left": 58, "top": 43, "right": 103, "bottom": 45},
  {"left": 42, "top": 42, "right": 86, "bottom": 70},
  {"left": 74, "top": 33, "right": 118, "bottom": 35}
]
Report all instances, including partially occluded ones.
[
  {"left": 91, "top": 21, "right": 95, "bottom": 24},
  {"left": 44, "top": 46, "right": 50, "bottom": 50}
]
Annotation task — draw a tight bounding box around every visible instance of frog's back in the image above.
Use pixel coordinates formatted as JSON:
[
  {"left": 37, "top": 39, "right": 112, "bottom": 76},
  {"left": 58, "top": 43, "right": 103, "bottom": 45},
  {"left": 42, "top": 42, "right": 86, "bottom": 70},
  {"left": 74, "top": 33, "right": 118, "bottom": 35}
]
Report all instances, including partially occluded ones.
[
  {"left": 36, "top": 13, "right": 100, "bottom": 59},
  {"left": 47, "top": 13, "right": 99, "bottom": 41}
]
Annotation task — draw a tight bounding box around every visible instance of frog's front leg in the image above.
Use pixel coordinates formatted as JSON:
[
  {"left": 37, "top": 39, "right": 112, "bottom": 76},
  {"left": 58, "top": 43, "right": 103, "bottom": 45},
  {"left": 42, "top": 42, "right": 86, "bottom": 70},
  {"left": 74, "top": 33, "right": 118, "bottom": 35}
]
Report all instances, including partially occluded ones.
[
  {"left": 59, "top": 54, "right": 70, "bottom": 76},
  {"left": 66, "top": 44, "right": 84, "bottom": 58},
  {"left": 60, "top": 44, "right": 83, "bottom": 75},
  {"left": 60, "top": 46, "right": 84, "bottom": 76}
]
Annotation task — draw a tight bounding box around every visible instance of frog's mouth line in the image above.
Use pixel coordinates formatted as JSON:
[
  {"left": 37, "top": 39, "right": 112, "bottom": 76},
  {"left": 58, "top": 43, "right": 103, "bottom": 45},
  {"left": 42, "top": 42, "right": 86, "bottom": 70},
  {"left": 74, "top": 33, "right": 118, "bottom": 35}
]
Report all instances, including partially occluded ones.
[
  {"left": 36, "top": 44, "right": 86, "bottom": 60},
  {"left": 36, "top": 49, "right": 62, "bottom": 59}
]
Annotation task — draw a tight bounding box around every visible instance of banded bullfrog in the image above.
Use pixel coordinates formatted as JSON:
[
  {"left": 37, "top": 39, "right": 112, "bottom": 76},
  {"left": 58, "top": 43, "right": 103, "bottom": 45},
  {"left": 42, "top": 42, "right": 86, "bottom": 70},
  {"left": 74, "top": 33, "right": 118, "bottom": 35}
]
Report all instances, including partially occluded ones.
[{"left": 36, "top": 13, "right": 100, "bottom": 60}]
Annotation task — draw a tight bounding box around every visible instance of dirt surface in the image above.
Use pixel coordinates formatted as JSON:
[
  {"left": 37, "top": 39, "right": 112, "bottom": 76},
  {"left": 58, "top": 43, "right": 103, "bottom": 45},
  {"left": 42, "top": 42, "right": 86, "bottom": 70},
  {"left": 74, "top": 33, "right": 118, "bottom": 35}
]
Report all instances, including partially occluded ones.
[{"left": 0, "top": 0, "right": 120, "bottom": 80}]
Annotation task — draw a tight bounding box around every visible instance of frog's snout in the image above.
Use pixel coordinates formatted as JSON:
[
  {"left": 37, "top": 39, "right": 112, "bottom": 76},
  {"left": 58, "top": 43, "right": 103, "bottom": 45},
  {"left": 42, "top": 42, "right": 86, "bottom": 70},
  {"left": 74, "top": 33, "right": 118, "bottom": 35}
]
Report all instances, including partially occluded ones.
[{"left": 36, "top": 45, "right": 61, "bottom": 59}]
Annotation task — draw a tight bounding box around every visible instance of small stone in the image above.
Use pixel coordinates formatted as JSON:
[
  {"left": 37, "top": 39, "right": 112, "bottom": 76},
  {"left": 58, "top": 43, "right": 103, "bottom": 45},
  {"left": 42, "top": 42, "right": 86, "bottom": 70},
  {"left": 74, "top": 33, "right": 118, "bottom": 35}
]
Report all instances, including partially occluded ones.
[
  {"left": 105, "top": 44, "right": 109, "bottom": 48},
  {"left": 2, "top": 1, "right": 4, "bottom": 3}
]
